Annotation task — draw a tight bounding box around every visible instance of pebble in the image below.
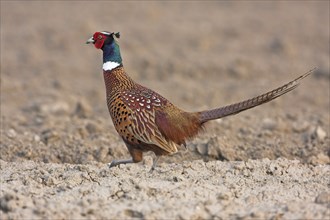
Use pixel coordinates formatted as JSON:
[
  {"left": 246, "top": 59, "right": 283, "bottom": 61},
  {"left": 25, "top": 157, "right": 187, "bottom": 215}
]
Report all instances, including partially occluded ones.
[
  {"left": 242, "top": 169, "right": 251, "bottom": 177},
  {"left": 292, "top": 121, "right": 310, "bottom": 132},
  {"left": 125, "top": 209, "right": 144, "bottom": 218},
  {"left": 269, "top": 38, "right": 286, "bottom": 53},
  {"left": 74, "top": 99, "right": 92, "bottom": 118},
  {"left": 77, "top": 127, "right": 88, "bottom": 139},
  {"left": 227, "top": 59, "right": 252, "bottom": 78},
  {"left": 261, "top": 118, "right": 277, "bottom": 131},
  {"left": 233, "top": 162, "right": 245, "bottom": 171},
  {"left": 33, "top": 135, "right": 41, "bottom": 142},
  {"left": 39, "top": 101, "right": 70, "bottom": 115},
  {"left": 245, "top": 195, "right": 259, "bottom": 204},
  {"left": 315, "top": 126, "right": 327, "bottom": 141},
  {"left": 35, "top": 117, "right": 44, "bottom": 125},
  {"left": 0, "top": 193, "right": 16, "bottom": 212},
  {"left": 269, "top": 37, "right": 294, "bottom": 55},
  {"left": 173, "top": 176, "right": 185, "bottom": 182},
  {"left": 250, "top": 211, "right": 265, "bottom": 219},
  {"left": 267, "top": 163, "right": 283, "bottom": 176},
  {"left": 217, "top": 192, "right": 232, "bottom": 200},
  {"left": 206, "top": 137, "right": 220, "bottom": 158},
  {"left": 41, "top": 130, "right": 60, "bottom": 145},
  {"left": 314, "top": 67, "right": 329, "bottom": 79},
  {"left": 196, "top": 144, "right": 207, "bottom": 156},
  {"left": 315, "top": 191, "right": 330, "bottom": 204},
  {"left": 309, "top": 153, "right": 330, "bottom": 165},
  {"left": 7, "top": 129, "right": 17, "bottom": 138},
  {"left": 85, "top": 122, "right": 101, "bottom": 134},
  {"left": 245, "top": 160, "right": 255, "bottom": 170}
]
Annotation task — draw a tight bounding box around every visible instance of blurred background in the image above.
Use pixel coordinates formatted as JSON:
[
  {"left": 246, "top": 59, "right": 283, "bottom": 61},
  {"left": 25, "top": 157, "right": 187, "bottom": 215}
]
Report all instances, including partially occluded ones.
[{"left": 1, "top": 1, "right": 329, "bottom": 165}]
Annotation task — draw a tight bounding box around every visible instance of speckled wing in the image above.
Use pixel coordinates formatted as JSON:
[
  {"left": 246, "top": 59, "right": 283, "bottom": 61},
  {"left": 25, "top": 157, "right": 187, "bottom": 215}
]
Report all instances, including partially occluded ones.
[{"left": 120, "top": 88, "right": 179, "bottom": 154}]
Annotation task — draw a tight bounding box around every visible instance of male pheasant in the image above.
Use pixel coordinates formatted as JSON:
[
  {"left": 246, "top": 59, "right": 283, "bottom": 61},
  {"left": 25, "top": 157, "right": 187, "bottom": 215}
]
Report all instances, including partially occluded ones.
[{"left": 86, "top": 31, "right": 313, "bottom": 171}]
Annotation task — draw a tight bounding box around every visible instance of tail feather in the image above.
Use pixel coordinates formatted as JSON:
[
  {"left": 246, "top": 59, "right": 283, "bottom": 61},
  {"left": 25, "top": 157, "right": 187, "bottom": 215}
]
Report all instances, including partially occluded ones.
[{"left": 199, "top": 68, "right": 315, "bottom": 123}]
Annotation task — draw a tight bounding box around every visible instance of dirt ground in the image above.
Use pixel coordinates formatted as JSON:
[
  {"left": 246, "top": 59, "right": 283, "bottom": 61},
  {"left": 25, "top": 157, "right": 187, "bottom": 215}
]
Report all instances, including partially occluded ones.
[{"left": 1, "top": 1, "right": 329, "bottom": 219}]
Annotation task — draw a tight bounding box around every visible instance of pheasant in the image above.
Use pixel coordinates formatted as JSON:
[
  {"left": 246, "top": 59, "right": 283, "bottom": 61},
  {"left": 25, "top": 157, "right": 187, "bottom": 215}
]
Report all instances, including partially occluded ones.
[{"left": 86, "top": 31, "right": 313, "bottom": 171}]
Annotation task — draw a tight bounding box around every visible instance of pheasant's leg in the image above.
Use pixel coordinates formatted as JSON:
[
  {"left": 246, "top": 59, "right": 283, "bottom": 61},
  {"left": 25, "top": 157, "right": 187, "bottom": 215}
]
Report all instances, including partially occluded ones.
[
  {"left": 149, "top": 156, "right": 160, "bottom": 173},
  {"left": 108, "top": 145, "right": 143, "bottom": 168}
]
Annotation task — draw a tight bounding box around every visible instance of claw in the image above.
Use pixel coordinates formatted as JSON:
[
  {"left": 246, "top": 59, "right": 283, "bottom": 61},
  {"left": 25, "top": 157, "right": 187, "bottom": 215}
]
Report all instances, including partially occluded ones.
[
  {"left": 149, "top": 166, "right": 155, "bottom": 173},
  {"left": 108, "top": 158, "right": 134, "bottom": 168},
  {"left": 108, "top": 160, "right": 117, "bottom": 168}
]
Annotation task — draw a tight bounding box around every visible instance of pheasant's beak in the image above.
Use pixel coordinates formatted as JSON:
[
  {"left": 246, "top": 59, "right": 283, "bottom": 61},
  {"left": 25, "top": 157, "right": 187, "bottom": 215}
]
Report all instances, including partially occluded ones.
[{"left": 86, "top": 37, "right": 95, "bottom": 44}]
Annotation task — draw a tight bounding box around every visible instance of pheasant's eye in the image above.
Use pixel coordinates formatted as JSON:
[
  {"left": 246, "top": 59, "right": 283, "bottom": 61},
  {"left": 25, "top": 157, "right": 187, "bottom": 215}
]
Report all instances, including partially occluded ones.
[{"left": 98, "top": 35, "right": 103, "bottom": 40}]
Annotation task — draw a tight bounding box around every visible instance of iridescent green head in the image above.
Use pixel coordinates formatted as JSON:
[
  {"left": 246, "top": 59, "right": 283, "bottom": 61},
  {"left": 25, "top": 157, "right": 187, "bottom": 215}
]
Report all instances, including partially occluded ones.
[{"left": 87, "top": 31, "right": 122, "bottom": 68}]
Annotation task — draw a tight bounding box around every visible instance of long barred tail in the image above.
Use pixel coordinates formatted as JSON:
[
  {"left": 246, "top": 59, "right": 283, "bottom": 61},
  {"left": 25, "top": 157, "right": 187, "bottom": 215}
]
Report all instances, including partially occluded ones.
[{"left": 199, "top": 68, "right": 315, "bottom": 124}]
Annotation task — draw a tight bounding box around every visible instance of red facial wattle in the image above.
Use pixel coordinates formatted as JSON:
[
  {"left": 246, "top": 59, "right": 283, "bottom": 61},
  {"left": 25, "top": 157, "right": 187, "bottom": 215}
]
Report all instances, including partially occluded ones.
[{"left": 93, "top": 32, "right": 106, "bottom": 49}]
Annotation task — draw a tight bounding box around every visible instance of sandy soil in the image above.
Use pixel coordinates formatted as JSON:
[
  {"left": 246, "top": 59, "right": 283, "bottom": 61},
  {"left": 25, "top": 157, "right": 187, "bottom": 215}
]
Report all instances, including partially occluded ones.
[{"left": 1, "top": 1, "right": 329, "bottom": 219}]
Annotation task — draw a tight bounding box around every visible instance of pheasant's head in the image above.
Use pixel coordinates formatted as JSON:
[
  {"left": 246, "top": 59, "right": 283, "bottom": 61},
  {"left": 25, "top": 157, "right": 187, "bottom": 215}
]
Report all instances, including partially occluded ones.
[
  {"left": 86, "top": 31, "right": 120, "bottom": 49},
  {"left": 87, "top": 31, "right": 122, "bottom": 70}
]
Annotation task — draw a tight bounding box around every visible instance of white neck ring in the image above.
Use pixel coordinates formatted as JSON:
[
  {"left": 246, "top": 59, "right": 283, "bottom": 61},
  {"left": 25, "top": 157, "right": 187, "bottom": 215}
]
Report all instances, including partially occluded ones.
[{"left": 103, "top": 61, "right": 120, "bottom": 71}]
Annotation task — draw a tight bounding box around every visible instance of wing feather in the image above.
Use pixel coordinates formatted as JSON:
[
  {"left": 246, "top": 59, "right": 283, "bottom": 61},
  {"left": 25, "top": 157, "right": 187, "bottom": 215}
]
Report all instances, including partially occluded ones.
[{"left": 121, "top": 90, "right": 179, "bottom": 154}]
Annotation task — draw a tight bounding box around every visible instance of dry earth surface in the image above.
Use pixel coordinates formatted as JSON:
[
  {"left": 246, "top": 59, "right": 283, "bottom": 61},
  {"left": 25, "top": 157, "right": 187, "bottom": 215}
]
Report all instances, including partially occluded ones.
[{"left": 1, "top": 1, "right": 329, "bottom": 220}]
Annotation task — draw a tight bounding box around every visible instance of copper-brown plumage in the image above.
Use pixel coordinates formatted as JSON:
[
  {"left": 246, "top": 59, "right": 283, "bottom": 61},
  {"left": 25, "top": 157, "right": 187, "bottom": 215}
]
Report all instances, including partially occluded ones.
[
  {"left": 103, "top": 66, "right": 201, "bottom": 164},
  {"left": 87, "top": 31, "right": 313, "bottom": 171}
]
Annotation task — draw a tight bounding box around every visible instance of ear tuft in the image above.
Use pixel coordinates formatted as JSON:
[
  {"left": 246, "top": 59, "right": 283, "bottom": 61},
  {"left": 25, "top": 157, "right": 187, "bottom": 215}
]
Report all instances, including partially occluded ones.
[{"left": 114, "top": 32, "right": 120, "bottom": 38}]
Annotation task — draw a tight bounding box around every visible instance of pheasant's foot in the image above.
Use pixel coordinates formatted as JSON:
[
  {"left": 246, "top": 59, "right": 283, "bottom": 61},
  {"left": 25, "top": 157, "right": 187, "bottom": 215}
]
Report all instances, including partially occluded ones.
[
  {"left": 149, "top": 156, "right": 160, "bottom": 173},
  {"left": 108, "top": 158, "right": 134, "bottom": 168}
]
